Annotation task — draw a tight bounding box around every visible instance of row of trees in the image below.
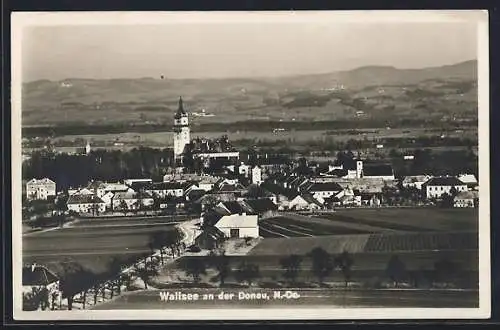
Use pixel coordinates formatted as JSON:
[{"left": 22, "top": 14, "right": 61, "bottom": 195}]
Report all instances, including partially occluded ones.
[
  {"left": 24, "top": 228, "right": 185, "bottom": 311},
  {"left": 175, "top": 248, "right": 463, "bottom": 289}
]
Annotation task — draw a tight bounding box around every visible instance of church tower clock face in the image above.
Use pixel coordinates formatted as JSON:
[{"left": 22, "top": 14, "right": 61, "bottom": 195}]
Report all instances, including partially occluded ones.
[{"left": 173, "top": 96, "right": 190, "bottom": 161}]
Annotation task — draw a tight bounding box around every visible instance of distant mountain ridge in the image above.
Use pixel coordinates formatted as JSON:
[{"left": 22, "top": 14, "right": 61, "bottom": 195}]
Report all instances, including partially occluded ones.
[{"left": 21, "top": 59, "right": 478, "bottom": 126}]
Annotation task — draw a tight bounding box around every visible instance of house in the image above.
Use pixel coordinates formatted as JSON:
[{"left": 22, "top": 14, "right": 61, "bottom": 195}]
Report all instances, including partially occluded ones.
[
  {"left": 252, "top": 166, "right": 263, "bottom": 185},
  {"left": 454, "top": 191, "right": 479, "bottom": 208},
  {"left": 242, "top": 198, "right": 278, "bottom": 219},
  {"left": 401, "top": 175, "right": 432, "bottom": 190},
  {"left": 145, "top": 182, "right": 185, "bottom": 198},
  {"left": 201, "top": 203, "right": 259, "bottom": 239},
  {"left": 22, "top": 263, "right": 61, "bottom": 309},
  {"left": 288, "top": 194, "right": 323, "bottom": 211},
  {"left": 195, "top": 226, "right": 226, "bottom": 250},
  {"left": 112, "top": 191, "right": 154, "bottom": 210},
  {"left": 86, "top": 180, "right": 107, "bottom": 198},
  {"left": 324, "top": 187, "right": 362, "bottom": 207},
  {"left": 238, "top": 163, "right": 251, "bottom": 177},
  {"left": 26, "top": 178, "right": 56, "bottom": 200},
  {"left": 66, "top": 194, "right": 106, "bottom": 215},
  {"left": 100, "top": 191, "right": 115, "bottom": 209},
  {"left": 360, "top": 192, "right": 382, "bottom": 207},
  {"left": 197, "top": 175, "right": 220, "bottom": 191},
  {"left": 124, "top": 178, "right": 153, "bottom": 186},
  {"left": 68, "top": 187, "right": 93, "bottom": 196},
  {"left": 362, "top": 163, "right": 395, "bottom": 180},
  {"left": 457, "top": 174, "right": 478, "bottom": 189},
  {"left": 424, "top": 177, "right": 468, "bottom": 199},
  {"left": 305, "top": 182, "right": 343, "bottom": 201}
]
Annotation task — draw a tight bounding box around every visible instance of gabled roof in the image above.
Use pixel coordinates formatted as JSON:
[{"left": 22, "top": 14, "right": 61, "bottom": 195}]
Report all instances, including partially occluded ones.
[
  {"left": 219, "top": 201, "right": 248, "bottom": 215},
  {"left": 147, "top": 182, "right": 184, "bottom": 190},
  {"left": 363, "top": 164, "right": 394, "bottom": 177},
  {"left": 243, "top": 198, "right": 278, "bottom": 213},
  {"left": 27, "top": 178, "right": 55, "bottom": 185},
  {"left": 218, "top": 183, "right": 246, "bottom": 192},
  {"left": 307, "top": 182, "right": 343, "bottom": 192},
  {"left": 67, "top": 194, "right": 105, "bottom": 204},
  {"left": 324, "top": 168, "right": 348, "bottom": 177},
  {"left": 425, "top": 177, "right": 465, "bottom": 186},
  {"left": 22, "top": 265, "right": 59, "bottom": 286},
  {"left": 454, "top": 191, "right": 479, "bottom": 200},
  {"left": 402, "top": 175, "right": 431, "bottom": 184},
  {"left": 294, "top": 193, "right": 322, "bottom": 206},
  {"left": 87, "top": 180, "right": 106, "bottom": 190},
  {"left": 129, "top": 181, "right": 153, "bottom": 192}
]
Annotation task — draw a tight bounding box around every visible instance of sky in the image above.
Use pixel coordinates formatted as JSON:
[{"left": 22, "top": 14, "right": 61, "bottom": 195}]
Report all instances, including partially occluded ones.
[{"left": 21, "top": 20, "right": 478, "bottom": 82}]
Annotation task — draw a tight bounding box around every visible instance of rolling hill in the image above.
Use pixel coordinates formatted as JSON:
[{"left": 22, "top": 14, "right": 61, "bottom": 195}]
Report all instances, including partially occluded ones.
[{"left": 21, "top": 60, "right": 477, "bottom": 126}]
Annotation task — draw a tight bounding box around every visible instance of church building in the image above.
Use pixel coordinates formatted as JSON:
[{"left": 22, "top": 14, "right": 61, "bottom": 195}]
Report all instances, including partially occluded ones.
[{"left": 173, "top": 97, "right": 191, "bottom": 161}]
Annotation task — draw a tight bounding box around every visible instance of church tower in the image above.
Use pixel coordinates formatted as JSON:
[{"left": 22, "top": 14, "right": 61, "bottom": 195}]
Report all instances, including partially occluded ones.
[{"left": 173, "top": 96, "right": 190, "bottom": 161}]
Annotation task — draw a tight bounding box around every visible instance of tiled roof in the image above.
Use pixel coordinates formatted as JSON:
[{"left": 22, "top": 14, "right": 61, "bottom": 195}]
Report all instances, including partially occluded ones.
[
  {"left": 363, "top": 164, "right": 394, "bottom": 177},
  {"left": 426, "top": 177, "right": 465, "bottom": 186},
  {"left": 27, "top": 178, "right": 55, "bottom": 185},
  {"left": 147, "top": 182, "right": 184, "bottom": 190},
  {"left": 243, "top": 198, "right": 278, "bottom": 213},
  {"left": 22, "top": 265, "right": 59, "bottom": 286},
  {"left": 307, "top": 182, "right": 343, "bottom": 192},
  {"left": 454, "top": 191, "right": 479, "bottom": 200},
  {"left": 67, "top": 194, "right": 105, "bottom": 204}
]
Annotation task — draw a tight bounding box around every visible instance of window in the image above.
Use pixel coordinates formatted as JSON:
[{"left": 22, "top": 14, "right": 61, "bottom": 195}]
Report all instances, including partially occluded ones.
[{"left": 230, "top": 228, "right": 240, "bottom": 238}]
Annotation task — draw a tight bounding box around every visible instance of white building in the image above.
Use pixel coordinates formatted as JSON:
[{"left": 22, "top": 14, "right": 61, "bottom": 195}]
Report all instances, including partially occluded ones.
[
  {"left": 215, "top": 213, "right": 259, "bottom": 238},
  {"left": 67, "top": 195, "right": 106, "bottom": 214},
  {"left": 424, "top": 177, "right": 468, "bottom": 199},
  {"left": 26, "top": 178, "right": 56, "bottom": 200},
  {"left": 401, "top": 175, "right": 432, "bottom": 190},
  {"left": 458, "top": 174, "right": 478, "bottom": 189},
  {"left": 145, "top": 182, "right": 185, "bottom": 198},
  {"left": 252, "top": 166, "right": 263, "bottom": 185},
  {"left": 239, "top": 163, "right": 251, "bottom": 178},
  {"left": 454, "top": 191, "right": 479, "bottom": 208},
  {"left": 112, "top": 191, "right": 154, "bottom": 210},
  {"left": 305, "top": 182, "right": 343, "bottom": 201},
  {"left": 173, "top": 97, "right": 191, "bottom": 161},
  {"left": 288, "top": 194, "right": 322, "bottom": 211}
]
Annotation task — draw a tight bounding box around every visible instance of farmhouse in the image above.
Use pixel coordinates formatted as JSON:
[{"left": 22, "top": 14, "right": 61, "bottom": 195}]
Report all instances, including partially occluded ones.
[
  {"left": 22, "top": 264, "right": 61, "bottom": 308},
  {"left": 201, "top": 202, "right": 259, "bottom": 240},
  {"left": 362, "top": 163, "right": 395, "bottom": 180},
  {"left": 304, "top": 182, "right": 343, "bottom": 200},
  {"left": 242, "top": 198, "right": 279, "bottom": 219},
  {"left": 401, "top": 175, "right": 432, "bottom": 190},
  {"left": 26, "top": 178, "right": 56, "bottom": 201},
  {"left": 454, "top": 191, "right": 479, "bottom": 208},
  {"left": 288, "top": 194, "right": 323, "bottom": 210},
  {"left": 112, "top": 191, "right": 154, "bottom": 210},
  {"left": 67, "top": 194, "right": 106, "bottom": 214},
  {"left": 457, "top": 174, "right": 478, "bottom": 189},
  {"left": 145, "top": 182, "right": 185, "bottom": 198},
  {"left": 424, "top": 177, "right": 468, "bottom": 199}
]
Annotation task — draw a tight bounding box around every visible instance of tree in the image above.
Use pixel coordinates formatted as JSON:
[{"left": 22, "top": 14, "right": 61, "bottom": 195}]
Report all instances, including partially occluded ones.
[
  {"left": 179, "top": 257, "right": 207, "bottom": 283},
  {"left": 132, "top": 260, "right": 159, "bottom": 289},
  {"left": 119, "top": 199, "right": 129, "bottom": 215},
  {"left": 234, "top": 262, "right": 260, "bottom": 287},
  {"left": 386, "top": 255, "right": 406, "bottom": 288},
  {"left": 59, "top": 261, "right": 93, "bottom": 310},
  {"left": 208, "top": 249, "right": 231, "bottom": 286},
  {"left": 280, "top": 254, "right": 302, "bottom": 285},
  {"left": 308, "top": 247, "right": 334, "bottom": 284},
  {"left": 334, "top": 250, "right": 354, "bottom": 288}
]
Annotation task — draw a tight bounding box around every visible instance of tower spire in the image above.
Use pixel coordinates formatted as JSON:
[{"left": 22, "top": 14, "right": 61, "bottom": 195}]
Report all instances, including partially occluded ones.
[{"left": 175, "top": 96, "right": 186, "bottom": 119}]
